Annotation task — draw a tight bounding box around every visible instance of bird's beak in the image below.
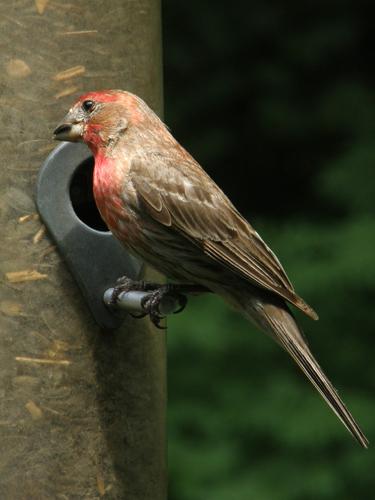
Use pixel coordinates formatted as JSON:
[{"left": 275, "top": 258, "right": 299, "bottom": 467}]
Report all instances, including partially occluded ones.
[{"left": 53, "top": 110, "right": 84, "bottom": 142}]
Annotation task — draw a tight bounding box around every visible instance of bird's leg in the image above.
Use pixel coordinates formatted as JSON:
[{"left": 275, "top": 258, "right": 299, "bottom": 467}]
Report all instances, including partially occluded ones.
[
  {"left": 110, "top": 276, "right": 210, "bottom": 328},
  {"left": 110, "top": 275, "right": 160, "bottom": 304},
  {"left": 110, "top": 276, "right": 160, "bottom": 318},
  {"left": 140, "top": 283, "right": 210, "bottom": 329}
]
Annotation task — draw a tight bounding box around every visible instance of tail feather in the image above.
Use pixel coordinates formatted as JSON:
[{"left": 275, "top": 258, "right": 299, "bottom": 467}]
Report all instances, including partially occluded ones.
[{"left": 246, "top": 296, "right": 369, "bottom": 448}]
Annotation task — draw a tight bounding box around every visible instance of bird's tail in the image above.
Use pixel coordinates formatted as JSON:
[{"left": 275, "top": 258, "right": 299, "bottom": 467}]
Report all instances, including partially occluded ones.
[{"left": 228, "top": 288, "right": 369, "bottom": 448}]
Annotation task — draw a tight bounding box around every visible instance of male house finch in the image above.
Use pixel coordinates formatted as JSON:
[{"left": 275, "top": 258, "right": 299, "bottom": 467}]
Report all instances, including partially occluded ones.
[{"left": 54, "top": 90, "right": 368, "bottom": 447}]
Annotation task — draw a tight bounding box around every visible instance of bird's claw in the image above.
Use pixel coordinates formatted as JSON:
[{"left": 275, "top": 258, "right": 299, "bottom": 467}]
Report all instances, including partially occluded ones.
[
  {"left": 109, "top": 276, "right": 191, "bottom": 328},
  {"left": 110, "top": 276, "right": 146, "bottom": 306},
  {"left": 141, "top": 288, "right": 167, "bottom": 329},
  {"left": 140, "top": 286, "right": 187, "bottom": 329},
  {"left": 173, "top": 294, "right": 187, "bottom": 314}
]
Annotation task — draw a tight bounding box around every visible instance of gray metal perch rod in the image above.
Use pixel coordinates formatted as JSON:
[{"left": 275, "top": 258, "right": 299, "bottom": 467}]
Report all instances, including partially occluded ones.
[{"left": 103, "top": 288, "right": 183, "bottom": 316}]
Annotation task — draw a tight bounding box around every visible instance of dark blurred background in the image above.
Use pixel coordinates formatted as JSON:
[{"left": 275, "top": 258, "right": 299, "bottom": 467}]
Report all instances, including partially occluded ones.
[{"left": 162, "top": 2, "right": 375, "bottom": 499}]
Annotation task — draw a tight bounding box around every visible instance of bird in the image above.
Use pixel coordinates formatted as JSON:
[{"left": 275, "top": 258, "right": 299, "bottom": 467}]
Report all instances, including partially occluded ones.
[{"left": 53, "top": 89, "right": 368, "bottom": 448}]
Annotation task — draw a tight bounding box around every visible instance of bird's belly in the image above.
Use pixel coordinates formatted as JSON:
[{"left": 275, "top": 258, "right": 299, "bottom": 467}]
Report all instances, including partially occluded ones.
[
  {"left": 94, "top": 179, "right": 224, "bottom": 284},
  {"left": 100, "top": 207, "right": 213, "bottom": 284}
]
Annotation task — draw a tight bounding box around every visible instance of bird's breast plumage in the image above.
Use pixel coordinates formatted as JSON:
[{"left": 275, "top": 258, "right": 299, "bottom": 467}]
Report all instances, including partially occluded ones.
[{"left": 92, "top": 153, "right": 140, "bottom": 246}]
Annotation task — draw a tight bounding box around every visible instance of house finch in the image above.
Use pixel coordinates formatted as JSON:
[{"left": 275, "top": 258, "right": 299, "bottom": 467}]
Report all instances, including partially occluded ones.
[{"left": 54, "top": 90, "right": 368, "bottom": 447}]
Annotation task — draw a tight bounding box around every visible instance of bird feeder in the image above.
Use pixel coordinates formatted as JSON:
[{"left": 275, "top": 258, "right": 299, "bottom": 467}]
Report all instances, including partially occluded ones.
[{"left": 0, "top": 1, "right": 166, "bottom": 498}]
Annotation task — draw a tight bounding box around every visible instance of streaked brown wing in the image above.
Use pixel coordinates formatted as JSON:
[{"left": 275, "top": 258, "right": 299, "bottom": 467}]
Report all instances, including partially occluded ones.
[{"left": 130, "top": 154, "right": 318, "bottom": 320}]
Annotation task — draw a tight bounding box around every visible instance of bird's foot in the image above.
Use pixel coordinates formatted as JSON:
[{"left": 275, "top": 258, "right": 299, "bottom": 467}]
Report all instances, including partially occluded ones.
[
  {"left": 110, "top": 276, "right": 158, "bottom": 306},
  {"left": 109, "top": 276, "right": 156, "bottom": 319},
  {"left": 110, "top": 276, "right": 210, "bottom": 328},
  {"left": 140, "top": 284, "right": 188, "bottom": 329}
]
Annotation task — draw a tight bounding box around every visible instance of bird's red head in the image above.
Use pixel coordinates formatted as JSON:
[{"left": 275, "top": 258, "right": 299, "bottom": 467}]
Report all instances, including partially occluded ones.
[{"left": 53, "top": 90, "right": 151, "bottom": 155}]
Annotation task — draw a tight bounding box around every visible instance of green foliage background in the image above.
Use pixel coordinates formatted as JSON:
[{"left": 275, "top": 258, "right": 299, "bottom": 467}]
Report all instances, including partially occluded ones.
[{"left": 163, "top": 2, "right": 375, "bottom": 498}]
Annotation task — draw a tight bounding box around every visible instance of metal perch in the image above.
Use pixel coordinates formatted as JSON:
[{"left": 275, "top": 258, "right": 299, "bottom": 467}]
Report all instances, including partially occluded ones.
[{"left": 103, "top": 288, "right": 185, "bottom": 316}]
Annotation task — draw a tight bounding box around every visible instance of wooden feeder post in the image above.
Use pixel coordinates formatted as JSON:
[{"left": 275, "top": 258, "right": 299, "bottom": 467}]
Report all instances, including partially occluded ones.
[{"left": 0, "top": 1, "right": 166, "bottom": 499}]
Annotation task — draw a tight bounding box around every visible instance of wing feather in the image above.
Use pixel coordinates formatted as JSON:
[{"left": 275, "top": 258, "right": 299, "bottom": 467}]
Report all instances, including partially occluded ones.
[{"left": 130, "top": 154, "right": 318, "bottom": 320}]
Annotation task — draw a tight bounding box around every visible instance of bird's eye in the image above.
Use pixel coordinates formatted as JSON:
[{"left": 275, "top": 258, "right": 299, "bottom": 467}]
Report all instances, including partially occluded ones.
[{"left": 82, "top": 100, "right": 95, "bottom": 112}]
